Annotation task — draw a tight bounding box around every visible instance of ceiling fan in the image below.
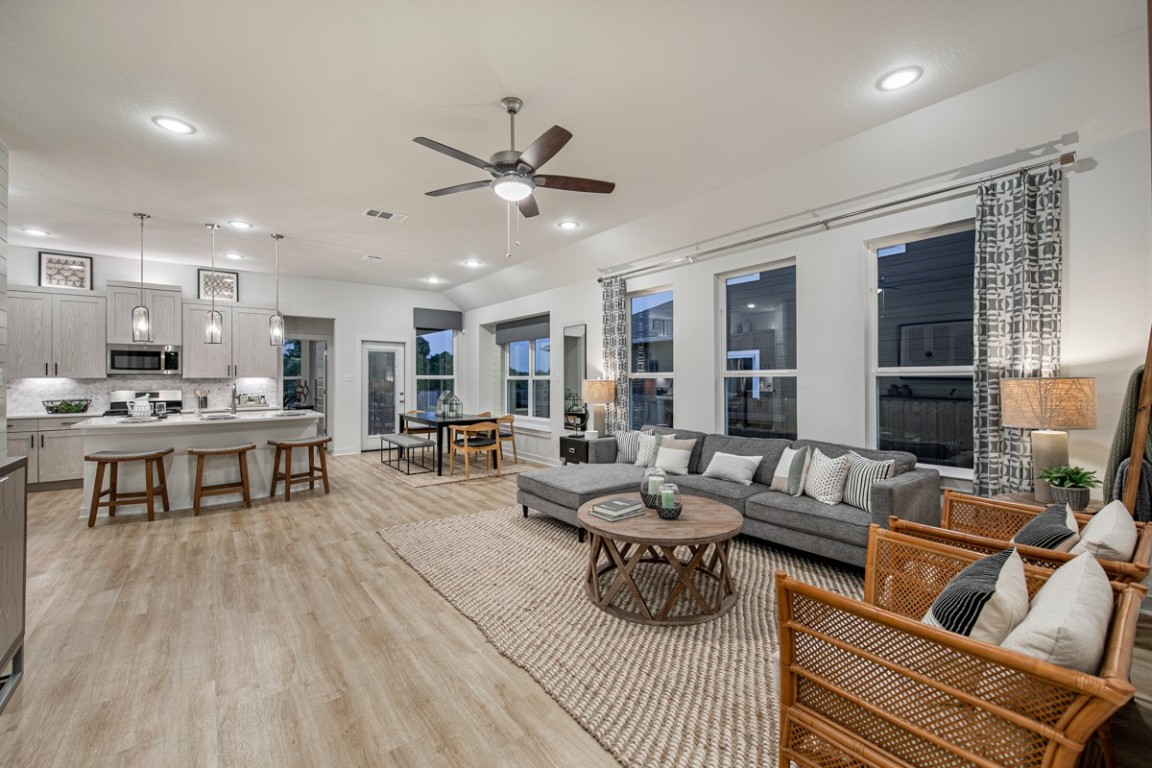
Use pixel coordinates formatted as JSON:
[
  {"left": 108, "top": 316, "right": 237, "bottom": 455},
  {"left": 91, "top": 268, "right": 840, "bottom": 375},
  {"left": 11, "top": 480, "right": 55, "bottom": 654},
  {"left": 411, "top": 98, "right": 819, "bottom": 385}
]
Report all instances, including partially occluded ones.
[{"left": 413, "top": 97, "right": 615, "bottom": 218}]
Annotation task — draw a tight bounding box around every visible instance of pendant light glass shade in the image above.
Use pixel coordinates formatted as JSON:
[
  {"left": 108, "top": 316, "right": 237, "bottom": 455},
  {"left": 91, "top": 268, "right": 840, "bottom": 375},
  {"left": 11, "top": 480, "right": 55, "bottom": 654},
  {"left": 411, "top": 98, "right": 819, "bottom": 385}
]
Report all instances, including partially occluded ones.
[
  {"left": 131, "top": 212, "right": 152, "bottom": 342},
  {"left": 270, "top": 233, "right": 285, "bottom": 346},
  {"left": 204, "top": 223, "right": 222, "bottom": 344}
]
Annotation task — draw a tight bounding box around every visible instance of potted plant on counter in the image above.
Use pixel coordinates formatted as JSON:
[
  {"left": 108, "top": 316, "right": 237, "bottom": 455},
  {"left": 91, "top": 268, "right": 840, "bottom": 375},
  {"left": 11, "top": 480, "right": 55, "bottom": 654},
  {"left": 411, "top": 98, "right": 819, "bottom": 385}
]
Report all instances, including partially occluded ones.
[{"left": 1039, "top": 465, "right": 1101, "bottom": 511}]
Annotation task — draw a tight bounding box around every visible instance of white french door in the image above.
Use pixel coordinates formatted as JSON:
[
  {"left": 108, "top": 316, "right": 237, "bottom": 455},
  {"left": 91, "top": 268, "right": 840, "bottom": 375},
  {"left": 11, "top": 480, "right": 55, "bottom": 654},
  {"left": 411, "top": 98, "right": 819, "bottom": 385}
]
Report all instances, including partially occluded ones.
[{"left": 361, "top": 342, "right": 406, "bottom": 451}]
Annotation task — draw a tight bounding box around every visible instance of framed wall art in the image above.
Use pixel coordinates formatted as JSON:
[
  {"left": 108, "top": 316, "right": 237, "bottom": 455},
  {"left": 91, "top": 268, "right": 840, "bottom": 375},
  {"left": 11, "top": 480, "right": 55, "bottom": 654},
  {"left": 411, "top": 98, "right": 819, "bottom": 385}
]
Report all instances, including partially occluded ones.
[
  {"left": 198, "top": 268, "right": 239, "bottom": 302},
  {"left": 39, "top": 252, "right": 93, "bottom": 290}
]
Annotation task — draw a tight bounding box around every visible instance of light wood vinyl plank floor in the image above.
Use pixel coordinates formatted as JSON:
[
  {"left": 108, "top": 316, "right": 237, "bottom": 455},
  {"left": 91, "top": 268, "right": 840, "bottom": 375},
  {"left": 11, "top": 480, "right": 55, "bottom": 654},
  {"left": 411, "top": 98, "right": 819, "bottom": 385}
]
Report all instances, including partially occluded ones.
[{"left": 0, "top": 452, "right": 1149, "bottom": 767}]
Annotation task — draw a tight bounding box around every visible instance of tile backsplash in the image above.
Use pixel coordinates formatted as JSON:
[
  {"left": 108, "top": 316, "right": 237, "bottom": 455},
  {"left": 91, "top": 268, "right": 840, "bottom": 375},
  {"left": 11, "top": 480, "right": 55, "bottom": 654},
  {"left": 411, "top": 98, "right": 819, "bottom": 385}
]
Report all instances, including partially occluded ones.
[{"left": 7, "top": 377, "right": 279, "bottom": 415}]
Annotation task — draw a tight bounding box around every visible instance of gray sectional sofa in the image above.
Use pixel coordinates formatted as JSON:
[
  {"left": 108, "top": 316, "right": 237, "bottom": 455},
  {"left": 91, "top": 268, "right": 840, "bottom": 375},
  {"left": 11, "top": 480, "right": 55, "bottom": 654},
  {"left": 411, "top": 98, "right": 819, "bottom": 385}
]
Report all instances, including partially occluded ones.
[{"left": 517, "top": 426, "right": 942, "bottom": 567}]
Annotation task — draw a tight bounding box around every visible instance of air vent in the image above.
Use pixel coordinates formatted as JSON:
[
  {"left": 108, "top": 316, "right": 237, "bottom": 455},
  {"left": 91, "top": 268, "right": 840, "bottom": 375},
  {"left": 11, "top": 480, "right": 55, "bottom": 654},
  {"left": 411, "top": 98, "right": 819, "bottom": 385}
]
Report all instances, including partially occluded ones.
[
  {"left": 363, "top": 208, "right": 408, "bottom": 222},
  {"left": 361, "top": 254, "right": 385, "bottom": 262}
]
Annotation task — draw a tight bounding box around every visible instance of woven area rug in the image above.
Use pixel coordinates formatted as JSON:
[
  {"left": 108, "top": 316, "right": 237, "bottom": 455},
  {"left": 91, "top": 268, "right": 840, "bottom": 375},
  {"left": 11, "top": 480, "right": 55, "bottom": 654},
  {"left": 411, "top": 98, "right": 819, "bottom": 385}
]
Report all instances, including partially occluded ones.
[
  {"left": 379, "top": 507, "right": 863, "bottom": 768},
  {"left": 365, "top": 450, "right": 535, "bottom": 487}
]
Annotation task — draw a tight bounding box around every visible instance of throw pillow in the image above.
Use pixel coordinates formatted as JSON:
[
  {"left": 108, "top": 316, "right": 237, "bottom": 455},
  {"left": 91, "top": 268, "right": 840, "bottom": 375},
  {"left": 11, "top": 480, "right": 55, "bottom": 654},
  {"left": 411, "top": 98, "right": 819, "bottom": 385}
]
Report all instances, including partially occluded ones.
[
  {"left": 770, "top": 446, "right": 810, "bottom": 496},
  {"left": 653, "top": 437, "right": 697, "bottom": 475},
  {"left": 842, "top": 452, "right": 895, "bottom": 512},
  {"left": 702, "top": 452, "right": 762, "bottom": 485},
  {"left": 1070, "top": 500, "right": 1138, "bottom": 561},
  {"left": 614, "top": 430, "right": 649, "bottom": 464},
  {"left": 1001, "top": 553, "right": 1113, "bottom": 673},
  {"left": 634, "top": 432, "right": 668, "bottom": 467},
  {"left": 1010, "top": 503, "right": 1080, "bottom": 552},
  {"left": 923, "top": 548, "right": 1029, "bottom": 645},
  {"left": 802, "top": 449, "right": 852, "bottom": 505}
]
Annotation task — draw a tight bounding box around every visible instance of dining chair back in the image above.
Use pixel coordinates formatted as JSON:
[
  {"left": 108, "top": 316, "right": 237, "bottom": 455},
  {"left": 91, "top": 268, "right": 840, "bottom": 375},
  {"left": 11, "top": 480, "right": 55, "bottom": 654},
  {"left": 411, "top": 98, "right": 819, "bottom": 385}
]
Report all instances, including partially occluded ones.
[
  {"left": 448, "top": 422, "right": 501, "bottom": 481},
  {"left": 497, "top": 414, "right": 518, "bottom": 463}
]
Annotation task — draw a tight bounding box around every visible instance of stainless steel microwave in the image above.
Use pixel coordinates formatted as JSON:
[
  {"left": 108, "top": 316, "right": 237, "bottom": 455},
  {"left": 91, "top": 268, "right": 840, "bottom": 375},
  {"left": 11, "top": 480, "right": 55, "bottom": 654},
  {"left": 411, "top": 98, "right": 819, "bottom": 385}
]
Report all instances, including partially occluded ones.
[{"left": 107, "top": 345, "right": 181, "bottom": 376}]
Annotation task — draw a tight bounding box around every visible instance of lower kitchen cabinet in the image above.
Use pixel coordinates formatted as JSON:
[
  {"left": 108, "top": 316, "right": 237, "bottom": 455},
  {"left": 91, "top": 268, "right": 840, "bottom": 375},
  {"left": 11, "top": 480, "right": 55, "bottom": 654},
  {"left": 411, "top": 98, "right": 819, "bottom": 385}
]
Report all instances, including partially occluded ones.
[{"left": 6, "top": 418, "right": 86, "bottom": 483}]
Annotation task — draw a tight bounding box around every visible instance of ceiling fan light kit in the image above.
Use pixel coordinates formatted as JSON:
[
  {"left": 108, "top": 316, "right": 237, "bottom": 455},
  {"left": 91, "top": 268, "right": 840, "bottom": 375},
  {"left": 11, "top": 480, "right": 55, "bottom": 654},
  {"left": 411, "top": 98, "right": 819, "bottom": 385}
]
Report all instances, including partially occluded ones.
[{"left": 493, "top": 175, "right": 534, "bottom": 202}]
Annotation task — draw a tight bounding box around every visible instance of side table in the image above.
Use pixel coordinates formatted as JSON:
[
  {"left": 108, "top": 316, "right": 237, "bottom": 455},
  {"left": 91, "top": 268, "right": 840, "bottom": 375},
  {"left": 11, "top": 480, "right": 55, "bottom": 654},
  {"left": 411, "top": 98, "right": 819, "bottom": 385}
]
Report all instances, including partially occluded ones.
[
  {"left": 991, "top": 491, "right": 1105, "bottom": 514},
  {"left": 560, "top": 435, "right": 589, "bottom": 465}
]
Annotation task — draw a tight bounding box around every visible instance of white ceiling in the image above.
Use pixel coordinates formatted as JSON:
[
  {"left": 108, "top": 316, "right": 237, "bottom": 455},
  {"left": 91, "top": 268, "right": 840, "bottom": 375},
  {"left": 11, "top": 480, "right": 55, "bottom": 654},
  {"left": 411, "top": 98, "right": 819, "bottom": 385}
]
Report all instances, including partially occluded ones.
[{"left": 0, "top": 1, "right": 1143, "bottom": 302}]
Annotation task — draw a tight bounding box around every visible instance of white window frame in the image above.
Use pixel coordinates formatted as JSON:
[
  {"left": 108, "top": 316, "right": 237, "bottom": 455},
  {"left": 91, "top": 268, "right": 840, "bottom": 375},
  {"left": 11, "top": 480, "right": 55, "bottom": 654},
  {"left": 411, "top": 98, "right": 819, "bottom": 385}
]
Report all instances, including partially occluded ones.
[
  {"left": 867, "top": 221, "right": 975, "bottom": 480},
  {"left": 628, "top": 287, "right": 674, "bottom": 429},
  {"left": 503, "top": 337, "right": 551, "bottom": 422},
  {"left": 414, "top": 328, "right": 456, "bottom": 413},
  {"left": 718, "top": 261, "right": 798, "bottom": 437}
]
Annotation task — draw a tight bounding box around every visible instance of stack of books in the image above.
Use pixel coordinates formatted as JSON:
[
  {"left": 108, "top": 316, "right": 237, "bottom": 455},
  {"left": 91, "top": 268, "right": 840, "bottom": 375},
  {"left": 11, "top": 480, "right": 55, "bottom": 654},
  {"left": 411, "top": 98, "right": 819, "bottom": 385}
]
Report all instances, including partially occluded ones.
[{"left": 589, "top": 497, "right": 644, "bottom": 521}]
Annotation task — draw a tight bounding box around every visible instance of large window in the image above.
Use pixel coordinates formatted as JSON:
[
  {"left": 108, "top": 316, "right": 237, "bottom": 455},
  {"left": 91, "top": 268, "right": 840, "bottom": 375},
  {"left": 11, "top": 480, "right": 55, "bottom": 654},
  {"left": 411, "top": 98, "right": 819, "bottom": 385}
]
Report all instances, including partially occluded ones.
[
  {"left": 630, "top": 290, "right": 673, "bottom": 428},
  {"left": 497, "top": 314, "right": 551, "bottom": 419},
  {"left": 873, "top": 227, "right": 975, "bottom": 469},
  {"left": 723, "top": 266, "right": 797, "bottom": 438},
  {"left": 415, "top": 328, "right": 454, "bottom": 411}
]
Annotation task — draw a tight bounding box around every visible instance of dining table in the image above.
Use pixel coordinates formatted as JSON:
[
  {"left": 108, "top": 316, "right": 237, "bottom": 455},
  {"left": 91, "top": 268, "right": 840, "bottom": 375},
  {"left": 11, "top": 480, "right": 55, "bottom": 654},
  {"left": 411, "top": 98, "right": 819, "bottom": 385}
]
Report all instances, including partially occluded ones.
[{"left": 398, "top": 411, "right": 501, "bottom": 476}]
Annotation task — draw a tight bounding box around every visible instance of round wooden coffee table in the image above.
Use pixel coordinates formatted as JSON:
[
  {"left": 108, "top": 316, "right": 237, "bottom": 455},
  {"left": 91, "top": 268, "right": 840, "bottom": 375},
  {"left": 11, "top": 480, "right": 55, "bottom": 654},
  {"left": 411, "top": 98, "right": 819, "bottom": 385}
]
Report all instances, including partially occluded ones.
[{"left": 577, "top": 493, "right": 744, "bottom": 626}]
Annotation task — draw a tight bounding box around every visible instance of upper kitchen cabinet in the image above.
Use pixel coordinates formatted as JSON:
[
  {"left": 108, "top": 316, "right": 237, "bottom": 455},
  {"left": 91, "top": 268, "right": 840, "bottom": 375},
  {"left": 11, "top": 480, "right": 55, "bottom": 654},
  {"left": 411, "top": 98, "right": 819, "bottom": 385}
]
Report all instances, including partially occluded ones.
[
  {"left": 9, "top": 288, "right": 106, "bottom": 379},
  {"left": 106, "top": 281, "right": 182, "bottom": 346},
  {"left": 182, "top": 304, "right": 279, "bottom": 378}
]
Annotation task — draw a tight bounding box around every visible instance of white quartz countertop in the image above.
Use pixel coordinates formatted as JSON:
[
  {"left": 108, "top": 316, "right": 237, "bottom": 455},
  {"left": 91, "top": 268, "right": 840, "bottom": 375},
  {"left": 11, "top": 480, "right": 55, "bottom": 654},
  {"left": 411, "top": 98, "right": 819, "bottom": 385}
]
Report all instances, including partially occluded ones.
[
  {"left": 9, "top": 412, "right": 100, "bottom": 420},
  {"left": 74, "top": 411, "right": 324, "bottom": 430}
]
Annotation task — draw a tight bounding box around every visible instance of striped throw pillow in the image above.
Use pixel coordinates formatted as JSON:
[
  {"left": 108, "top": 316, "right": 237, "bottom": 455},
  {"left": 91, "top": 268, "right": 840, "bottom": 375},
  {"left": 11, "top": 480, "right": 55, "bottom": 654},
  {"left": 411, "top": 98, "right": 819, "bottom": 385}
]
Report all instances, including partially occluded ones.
[
  {"left": 923, "top": 548, "right": 1029, "bottom": 644},
  {"left": 1011, "top": 503, "right": 1080, "bottom": 552},
  {"left": 842, "top": 452, "right": 895, "bottom": 512},
  {"left": 802, "top": 449, "right": 852, "bottom": 505},
  {"left": 614, "top": 430, "right": 647, "bottom": 464},
  {"left": 702, "top": 452, "right": 763, "bottom": 485}
]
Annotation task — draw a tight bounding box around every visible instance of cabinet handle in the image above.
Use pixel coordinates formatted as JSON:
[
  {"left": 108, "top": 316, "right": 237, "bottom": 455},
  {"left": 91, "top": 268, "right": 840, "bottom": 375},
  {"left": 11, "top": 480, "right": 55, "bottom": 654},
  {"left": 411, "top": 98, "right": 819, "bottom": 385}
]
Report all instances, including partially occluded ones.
[
  {"left": 54, "top": 362, "right": 59, "bottom": 376},
  {"left": 40, "top": 434, "right": 44, "bottom": 448},
  {"left": 45, "top": 363, "right": 49, "bottom": 376},
  {"left": 30, "top": 436, "right": 34, "bottom": 448}
]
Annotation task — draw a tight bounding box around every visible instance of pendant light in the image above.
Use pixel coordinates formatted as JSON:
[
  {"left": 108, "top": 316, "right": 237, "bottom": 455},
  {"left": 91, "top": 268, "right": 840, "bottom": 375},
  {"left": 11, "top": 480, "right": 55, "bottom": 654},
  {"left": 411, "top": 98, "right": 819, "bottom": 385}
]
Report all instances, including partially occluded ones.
[
  {"left": 269, "top": 233, "right": 284, "bottom": 346},
  {"left": 131, "top": 212, "right": 152, "bottom": 342},
  {"left": 204, "top": 223, "right": 223, "bottom": 344}
]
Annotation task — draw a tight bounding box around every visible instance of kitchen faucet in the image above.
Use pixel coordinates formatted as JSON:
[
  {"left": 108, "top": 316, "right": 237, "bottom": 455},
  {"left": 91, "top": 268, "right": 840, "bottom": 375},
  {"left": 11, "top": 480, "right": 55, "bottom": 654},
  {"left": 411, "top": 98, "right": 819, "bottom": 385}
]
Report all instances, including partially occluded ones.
[{"left": 231, "top": 381, "right": 238, "bottom": 414}]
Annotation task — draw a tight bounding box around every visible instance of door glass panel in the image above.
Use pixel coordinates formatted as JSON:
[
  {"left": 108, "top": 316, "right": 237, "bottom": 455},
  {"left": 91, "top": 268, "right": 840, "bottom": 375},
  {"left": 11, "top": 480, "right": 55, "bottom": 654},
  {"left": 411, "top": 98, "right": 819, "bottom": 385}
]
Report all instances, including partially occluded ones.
[{"left": 366, "top": 349, "right": 397, "bottom": 437}]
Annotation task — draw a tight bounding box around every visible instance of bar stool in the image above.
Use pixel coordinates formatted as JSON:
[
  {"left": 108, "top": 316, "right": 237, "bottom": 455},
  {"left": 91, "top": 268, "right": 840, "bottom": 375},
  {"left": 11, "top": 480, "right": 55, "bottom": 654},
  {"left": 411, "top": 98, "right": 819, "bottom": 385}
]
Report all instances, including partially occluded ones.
[
  {"left": 268, "top": 436, "right": 332, "bottom": 501},
  {"left": 85, "top": 447, "right": 174, "bottom": 527},
  {"left": 187, "top": 444, "right": 256, "bottom": 515}
]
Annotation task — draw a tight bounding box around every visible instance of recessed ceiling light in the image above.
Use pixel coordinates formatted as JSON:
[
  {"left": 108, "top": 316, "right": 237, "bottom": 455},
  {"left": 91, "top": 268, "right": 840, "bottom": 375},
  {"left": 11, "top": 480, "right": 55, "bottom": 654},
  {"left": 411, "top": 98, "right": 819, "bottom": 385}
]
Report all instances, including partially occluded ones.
[
  {"left": 747, "top": 303, "right": 756, "bottom": 309},
  {"left": 463, "top": 259, "right": 483, "bottom": 268},
  {"left": 22, "top": 228, "right": 49, "bottom": 236},
  {"left": 227, "top": 220, "right": 252, "bottom": 230},
  {"left": 151, "top": 116, "right": 196, "bottom": 134},
  {"left": 424, "top": 276, "right": 444, "bottom": 284},
  {"left": 223, "top": 252, "right": 243, "bottom": 260},
  {"left": 877, "top": 66, "right": 922, "bottom": 91},
  {"left": 557, "top": 220, "right": 580, "bottom": 230}
]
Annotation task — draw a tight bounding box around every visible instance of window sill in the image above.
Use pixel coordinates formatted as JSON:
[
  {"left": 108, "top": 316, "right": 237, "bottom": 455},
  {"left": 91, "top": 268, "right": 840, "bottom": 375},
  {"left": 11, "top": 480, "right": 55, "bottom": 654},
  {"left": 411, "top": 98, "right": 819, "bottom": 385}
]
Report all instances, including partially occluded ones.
[
  {"left": 509, "top": 416, "right": 551, "bottom": 436},
  {"left": 925, "top": 464, "right": 974, "bottom": 481}
]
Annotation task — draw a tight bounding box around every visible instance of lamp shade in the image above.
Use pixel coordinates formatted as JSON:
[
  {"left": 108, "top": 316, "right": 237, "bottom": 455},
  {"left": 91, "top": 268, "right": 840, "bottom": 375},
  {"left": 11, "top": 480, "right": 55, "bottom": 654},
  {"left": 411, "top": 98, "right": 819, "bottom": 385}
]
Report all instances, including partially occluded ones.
[
  {"left": 582, "top": 379, "right": 617, "bottom": 405},
  {"left": 1000, "top": 377, "right": 1097, "bottom": 430}
]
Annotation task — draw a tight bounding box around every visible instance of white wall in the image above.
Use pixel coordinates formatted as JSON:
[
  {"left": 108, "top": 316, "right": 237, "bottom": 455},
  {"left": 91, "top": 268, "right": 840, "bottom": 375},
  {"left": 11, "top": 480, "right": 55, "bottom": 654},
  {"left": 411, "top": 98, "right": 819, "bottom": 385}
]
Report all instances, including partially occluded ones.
[{"left": 0, "top": 137, "right": 8, "bottom": 456}]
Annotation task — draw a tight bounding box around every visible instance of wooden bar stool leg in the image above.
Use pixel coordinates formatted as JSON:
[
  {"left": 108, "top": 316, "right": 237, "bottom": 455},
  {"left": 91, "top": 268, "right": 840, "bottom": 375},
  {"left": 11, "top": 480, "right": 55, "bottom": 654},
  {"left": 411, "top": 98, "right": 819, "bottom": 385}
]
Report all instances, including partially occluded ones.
[
  {"left": 318, "top": 444, "right": 330, "bottom": 494},
  {"left": 108, "top": 462, "right": 119, "bottom": 517},
  {"left": 156, "top": 455, "right": 170, "bottom": 512},
  {"left": 88, "top": 461, "right": 106, "bottom": 527},
  {"left": 144, "top": 458, "right": 156, "bottom": 522},
  {"left": 308, "top": 445, "right": 316, "bottom": 490},
  {"left": 283, "top": 446, "right": 294, "bottom": 502},
  {"left": 270, "top": 446, "right": 282, "bottom": 498},
  {"left": 193, "top": 454, "right": 206, "bottom": 516},
  {"left": 239, "top": 450, "right": 252, "bottom": 508}
]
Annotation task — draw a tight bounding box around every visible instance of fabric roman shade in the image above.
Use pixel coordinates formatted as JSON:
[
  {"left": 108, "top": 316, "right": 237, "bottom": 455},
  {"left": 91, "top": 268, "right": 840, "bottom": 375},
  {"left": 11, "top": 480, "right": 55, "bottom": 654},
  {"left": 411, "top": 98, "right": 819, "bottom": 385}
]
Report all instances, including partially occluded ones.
[
  {"left": 413, "top": 307, "right": 463, "bottom": 332},
  {"left": 495, "top": 314, "right": 549, "bottom": 345}
]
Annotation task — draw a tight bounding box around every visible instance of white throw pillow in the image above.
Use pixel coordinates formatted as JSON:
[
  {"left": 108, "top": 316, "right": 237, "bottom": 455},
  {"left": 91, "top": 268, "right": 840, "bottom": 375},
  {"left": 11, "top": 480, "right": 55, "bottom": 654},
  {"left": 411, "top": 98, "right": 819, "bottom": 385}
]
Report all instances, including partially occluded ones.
[
  {"left": 634, "top": 432, "right": 668, "bottom": 467},
  {"left": 653, "top": 437, "right": 697, "bottom": 475},
  {"left": 1070, "top": 500, "right": 1138, "bottom": 561},
  {"left": 803, "top": 449, "right": 852, "bottom": 505},
  {"left": 702, "top": 452, "right": 762, "bottom": 485},
  {"left": 1001, "top": 553, "right": 1113, "bottom": 674},
  {"left": 770, "top": 446, "right": 810, "bottom": 496},
  {"left": 923, "top": 548, "right": 1029, "bottom": 645},
  {"left": 842, "top": 452, "right": 895, "bottom": 512}
]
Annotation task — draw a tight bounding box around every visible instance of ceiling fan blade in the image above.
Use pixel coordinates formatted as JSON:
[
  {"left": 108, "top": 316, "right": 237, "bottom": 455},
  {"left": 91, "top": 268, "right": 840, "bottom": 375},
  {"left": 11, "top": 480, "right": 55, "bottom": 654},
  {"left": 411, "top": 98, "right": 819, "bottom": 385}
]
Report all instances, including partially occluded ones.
[
  {"left": 518, "top": 126, "right": 572, "bottom": 171},
  {"left": 426, "top": 180, "right": 492, "bottom": 197},
  {"left": 517, "top": 195, "right": 540, "bottom": 218},
  {"left": 413, "top": 136, "right": 491, "bottom": 170},
  {"left": 534, "top": 175, "right": 616, "bottom": 194}
]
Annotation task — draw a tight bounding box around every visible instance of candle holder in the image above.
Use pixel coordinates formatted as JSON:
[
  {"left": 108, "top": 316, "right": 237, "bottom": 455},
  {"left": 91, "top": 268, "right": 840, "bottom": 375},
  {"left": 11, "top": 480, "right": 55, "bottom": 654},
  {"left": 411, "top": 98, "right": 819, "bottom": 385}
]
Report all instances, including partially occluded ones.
[
  {"left": 640, "top": 468, "right": 666, "bottom": 508},
  {"left": 657, "top": 482, "right": 682, "bottom": 520}
]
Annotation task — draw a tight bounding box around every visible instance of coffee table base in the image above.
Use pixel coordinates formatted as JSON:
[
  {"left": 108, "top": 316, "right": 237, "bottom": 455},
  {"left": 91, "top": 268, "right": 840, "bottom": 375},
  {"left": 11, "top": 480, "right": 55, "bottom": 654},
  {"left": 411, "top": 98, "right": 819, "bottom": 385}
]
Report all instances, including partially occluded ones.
[{"left": 584, "top": 534, "right": 737, "bottom": 626}]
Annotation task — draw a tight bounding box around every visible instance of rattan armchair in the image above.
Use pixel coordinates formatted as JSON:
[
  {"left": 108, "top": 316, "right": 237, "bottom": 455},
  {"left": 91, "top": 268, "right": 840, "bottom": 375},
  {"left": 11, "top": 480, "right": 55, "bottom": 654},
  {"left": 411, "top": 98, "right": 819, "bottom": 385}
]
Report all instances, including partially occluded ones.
[
  {"left": 776, "top": 526, "right": 1145, "bottom": 768},
  {"left": 935, "top": 490, "right": 1151, "bottom": 583}
]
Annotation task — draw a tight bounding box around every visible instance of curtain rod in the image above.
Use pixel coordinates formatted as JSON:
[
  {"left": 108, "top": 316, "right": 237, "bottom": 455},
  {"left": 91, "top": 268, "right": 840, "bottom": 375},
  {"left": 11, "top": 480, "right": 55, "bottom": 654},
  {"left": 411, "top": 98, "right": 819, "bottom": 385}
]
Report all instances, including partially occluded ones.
[{"left": 597, "top": 151, "right": 1077, "bottom": 283}]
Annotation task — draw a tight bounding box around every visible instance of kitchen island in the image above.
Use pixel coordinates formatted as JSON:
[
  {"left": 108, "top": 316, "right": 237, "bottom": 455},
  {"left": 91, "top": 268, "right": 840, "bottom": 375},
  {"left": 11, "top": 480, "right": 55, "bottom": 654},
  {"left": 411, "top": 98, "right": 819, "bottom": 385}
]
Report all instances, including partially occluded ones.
[{"left": 75, "top": 411, "right": 323, "bottom": 517}]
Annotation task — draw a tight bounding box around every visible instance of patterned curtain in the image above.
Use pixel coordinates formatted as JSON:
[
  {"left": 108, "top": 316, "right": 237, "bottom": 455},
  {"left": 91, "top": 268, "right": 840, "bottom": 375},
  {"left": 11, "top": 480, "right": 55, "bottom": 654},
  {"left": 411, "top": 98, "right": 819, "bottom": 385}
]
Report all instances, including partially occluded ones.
[
  {"left": 601, "top": 277, "right": 630, "bottom": 434},
  {"left": 972, "top": 167, "right": 1063, "bottom": 495}
]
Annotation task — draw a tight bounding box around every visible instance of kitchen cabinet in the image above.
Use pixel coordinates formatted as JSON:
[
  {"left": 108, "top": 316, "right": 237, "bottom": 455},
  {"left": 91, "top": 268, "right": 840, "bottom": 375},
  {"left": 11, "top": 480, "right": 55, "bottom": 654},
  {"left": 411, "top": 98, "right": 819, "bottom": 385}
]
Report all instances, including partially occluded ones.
[
  {"left": 182, "top": 303, "right": 278, "bottom": 378},
  {"left": 106, "top": 281, "right": 182, "bottom": 346},
  {"left": 0, "top": 457, "right": 28, "bottom": 714},
  {"left": 9, "top": 289, "right": 106, "bottom": 379},
  {"left": 6, "top": 418, "right": 86, "bottom": 483}
]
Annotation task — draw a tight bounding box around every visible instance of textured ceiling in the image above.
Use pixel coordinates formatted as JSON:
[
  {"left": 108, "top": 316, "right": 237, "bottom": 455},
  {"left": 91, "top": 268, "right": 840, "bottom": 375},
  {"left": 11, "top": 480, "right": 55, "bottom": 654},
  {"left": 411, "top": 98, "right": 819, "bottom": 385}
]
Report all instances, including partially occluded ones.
[{"left": 0, "top": 1, "right": 1143, "bottom": 299}]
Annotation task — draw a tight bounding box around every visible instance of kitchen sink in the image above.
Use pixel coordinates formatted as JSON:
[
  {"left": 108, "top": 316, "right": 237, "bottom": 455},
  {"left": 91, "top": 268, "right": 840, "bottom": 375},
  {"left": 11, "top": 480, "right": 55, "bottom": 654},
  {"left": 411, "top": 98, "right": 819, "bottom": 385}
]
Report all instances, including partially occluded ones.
[{"left": 199, "top": 413, "right": 239, "bottom": 421}]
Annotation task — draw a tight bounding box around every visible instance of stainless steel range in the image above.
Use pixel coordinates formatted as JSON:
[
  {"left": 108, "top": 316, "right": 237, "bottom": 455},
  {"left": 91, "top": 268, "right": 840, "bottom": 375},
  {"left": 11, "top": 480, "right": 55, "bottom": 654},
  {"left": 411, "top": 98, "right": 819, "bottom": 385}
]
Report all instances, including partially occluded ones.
[{"left": 103, "top": 389, "right": 184, "bottom": 417}]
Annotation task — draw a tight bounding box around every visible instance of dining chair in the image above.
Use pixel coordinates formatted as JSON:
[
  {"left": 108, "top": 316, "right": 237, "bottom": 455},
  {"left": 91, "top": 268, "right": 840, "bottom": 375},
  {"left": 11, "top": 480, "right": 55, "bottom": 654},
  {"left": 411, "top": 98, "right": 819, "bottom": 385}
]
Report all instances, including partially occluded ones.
[
  {"left": 496, "top": 414, "right": 518, "bottom": 463},
  {"left": 448, "top": 422, "right": 500, "bottom": 481}
]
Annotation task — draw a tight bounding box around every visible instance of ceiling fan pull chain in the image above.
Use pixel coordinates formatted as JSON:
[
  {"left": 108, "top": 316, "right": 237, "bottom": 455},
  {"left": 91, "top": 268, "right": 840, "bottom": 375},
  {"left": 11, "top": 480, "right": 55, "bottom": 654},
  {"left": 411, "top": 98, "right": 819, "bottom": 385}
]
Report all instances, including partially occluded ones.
[{"left": 507, "top": 201, "right": 513, "bottom": 257}]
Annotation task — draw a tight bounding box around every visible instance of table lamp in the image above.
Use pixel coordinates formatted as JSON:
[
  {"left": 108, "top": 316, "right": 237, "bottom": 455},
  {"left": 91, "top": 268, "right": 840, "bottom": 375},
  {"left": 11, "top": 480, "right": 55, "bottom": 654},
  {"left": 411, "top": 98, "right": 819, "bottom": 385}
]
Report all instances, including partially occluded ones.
[
  {"left": 582, "top": 379, "right": 617, "bottom": 437},
  {"left": 1000, "top": 377, "right": 1097, "bottom": 502}
]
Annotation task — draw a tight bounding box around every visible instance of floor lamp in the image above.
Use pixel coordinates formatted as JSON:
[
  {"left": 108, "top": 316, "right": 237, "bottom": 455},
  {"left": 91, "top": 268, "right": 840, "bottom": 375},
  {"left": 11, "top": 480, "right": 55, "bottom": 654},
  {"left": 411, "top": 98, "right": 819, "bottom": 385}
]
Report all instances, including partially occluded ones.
[
  {"left": 1000, "top": 377, "right": 1097, "bottom": 503},
  {"left": 582, "top": 379, "right": 617, "bottom": 438}
]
